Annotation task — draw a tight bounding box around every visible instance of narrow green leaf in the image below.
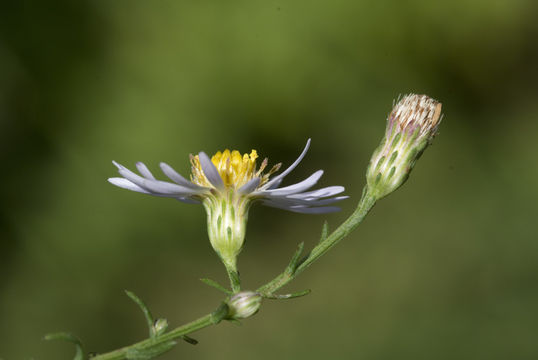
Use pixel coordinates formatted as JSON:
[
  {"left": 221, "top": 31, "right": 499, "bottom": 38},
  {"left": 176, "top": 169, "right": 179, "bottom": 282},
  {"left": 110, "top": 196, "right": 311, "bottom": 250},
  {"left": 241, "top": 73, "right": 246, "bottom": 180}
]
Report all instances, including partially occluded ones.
[
  {"left": 125, "top": 290, "right": 155, "bottom": 338},
  {"left": 227, "top": 318, "right": 242, "bottom": 326},
  {"left": 125, "top": 340, "right": 176, "bottom": 360},
  {"left": 210, "top": 302, "right": 229, "bottom": 324},
  {"left": 200, "top": 278, "right": 232, "bottom": 295},
  {"left": 263, "top": 289, "right": 311, "bottom": 300},
  {"left": 285, "top": 242, "right": 304, "bottom": 275},
  {"left": 44, "top": 332, "right": 84, "bottom": 360},
  {"left": 319, "top": 221, "right": 329, "bottom": 243}
]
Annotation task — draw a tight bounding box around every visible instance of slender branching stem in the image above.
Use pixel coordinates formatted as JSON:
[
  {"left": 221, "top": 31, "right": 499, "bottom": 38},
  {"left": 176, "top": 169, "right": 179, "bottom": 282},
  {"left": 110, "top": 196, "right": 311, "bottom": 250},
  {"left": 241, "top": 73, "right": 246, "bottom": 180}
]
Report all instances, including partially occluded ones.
[
  {"left": 91, "top": 187, "right": 376, "bottom": 360},
  {"left": 258, "top": 186, "right": 376, "bottom": 294},
  {"left": 91, "top": 303, "right": 228, "bottom": 360}
]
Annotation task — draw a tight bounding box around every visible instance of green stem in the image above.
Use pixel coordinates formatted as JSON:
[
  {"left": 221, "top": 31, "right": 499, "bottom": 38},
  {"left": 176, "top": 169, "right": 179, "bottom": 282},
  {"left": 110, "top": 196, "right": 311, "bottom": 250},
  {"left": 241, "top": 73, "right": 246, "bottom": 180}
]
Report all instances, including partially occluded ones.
[
  {"left": 221, "top": 257, "right": 241, "bottom": 293},
  {"left": 92, "top": 303, "right": 228, "bottom": 360},
  {"left": 258, "top": 187, "right": 376, "bottom": 295},
  {"left": 90, "top": 187, "right": 376, "bottom": 360},
  {"left": 226, "top": 266, "right": 241, "bottom": 293}
]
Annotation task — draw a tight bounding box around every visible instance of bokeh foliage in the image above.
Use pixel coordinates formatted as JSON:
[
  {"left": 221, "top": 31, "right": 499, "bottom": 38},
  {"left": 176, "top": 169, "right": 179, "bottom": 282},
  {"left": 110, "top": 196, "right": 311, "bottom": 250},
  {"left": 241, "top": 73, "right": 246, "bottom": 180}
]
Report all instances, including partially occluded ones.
[{"left": 1, "top": 0, "right": 537, "bottom": 359}]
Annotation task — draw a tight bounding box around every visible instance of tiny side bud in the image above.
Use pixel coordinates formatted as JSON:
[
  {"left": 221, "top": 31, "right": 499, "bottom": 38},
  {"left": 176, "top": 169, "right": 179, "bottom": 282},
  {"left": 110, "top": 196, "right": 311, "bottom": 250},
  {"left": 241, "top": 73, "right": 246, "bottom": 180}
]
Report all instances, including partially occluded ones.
[
  {"left": 366, "top": 94, "right": 443, "bottom": 199},
  {"left": 153, "top": 318, "right": 168, "bottom": 336},
  {"left": 226, "top": 291, "right": 262, "bottom": 320}
]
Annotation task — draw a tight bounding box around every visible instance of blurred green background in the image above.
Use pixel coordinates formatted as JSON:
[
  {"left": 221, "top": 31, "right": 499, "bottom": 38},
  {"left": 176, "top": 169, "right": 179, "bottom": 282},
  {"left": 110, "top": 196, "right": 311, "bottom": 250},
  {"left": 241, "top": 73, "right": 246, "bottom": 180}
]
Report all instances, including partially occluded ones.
[{"left": 1, "top": 0, "right": 537, "bottom": 359}]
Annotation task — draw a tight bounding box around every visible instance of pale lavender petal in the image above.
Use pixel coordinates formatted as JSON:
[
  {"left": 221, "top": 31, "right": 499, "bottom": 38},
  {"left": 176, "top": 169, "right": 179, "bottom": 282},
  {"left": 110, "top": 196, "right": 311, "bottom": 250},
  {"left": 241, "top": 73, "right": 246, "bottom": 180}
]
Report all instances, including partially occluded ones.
[
  {"left": 109, "top": 177, "right": 193, "bottom": 200},
  {"left": 239, "top": 177, "right": 260, "bottom": 194},
  {"left": 267, "top": 177, "right": 284, "bottom": 189},
  {"left": 113, "top": 161, "right": 147, "bottom": 185},
  {"left": 160, "top": 162, "right": 206, "bottom": 190},
  {"left": 287, "top": 186, "right": 345, "bottom": 200},
  {"left": 112, "top": 160, "right": 125, "bottom": 170},
  {"left": 285, "top": 206, "right": 341, "bottom": 214},
  {"left": 262, "top": 200, "right": 341, "bottom": 214},
  {"left": 264, "top": 195, "right": 349, "bottom": 207},
  {"left": 176, "top": 197, "right": 201, "bottom": 204},
  {"left": 262, "top": 139, "right": 311, "bottom": 190},
  {"left": 260, "top": 170, "right": 323, "bottom": 196},
  {"left": 198, "top": 152, "right": 225, "bottom": 190},
  {"left": 114, "top": 165, "right": 160, "bottom": 191},
  {"left": 108, "top": 177, "right": 151, "bottom": 194},
  {"left": 118, "top": 168, "right": 201, "bottom": 196},
  {"left": 136, "top": 162, "right": 156, "bottom": 180},
  {"left": 110, "top": 177, "right": 200, "bottom": 204}
]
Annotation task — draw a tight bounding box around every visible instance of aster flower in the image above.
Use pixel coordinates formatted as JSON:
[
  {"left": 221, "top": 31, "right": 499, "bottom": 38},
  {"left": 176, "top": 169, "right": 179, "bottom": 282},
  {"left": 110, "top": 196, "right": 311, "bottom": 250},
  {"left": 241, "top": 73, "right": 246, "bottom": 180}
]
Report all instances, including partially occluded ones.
[
  {"left": 366, "top": 94, "right": 443, "bottom": 199},
  {"left": 108, "top": 139, "right": 347, "bottom": 288}
]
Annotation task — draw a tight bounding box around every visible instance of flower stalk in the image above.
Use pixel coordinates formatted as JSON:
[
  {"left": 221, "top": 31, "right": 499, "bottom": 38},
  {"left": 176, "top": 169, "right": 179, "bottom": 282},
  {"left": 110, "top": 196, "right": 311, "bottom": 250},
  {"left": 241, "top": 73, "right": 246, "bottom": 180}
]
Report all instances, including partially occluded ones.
[{"left": 202, "top": 192, "right": 250, "bottom": 292}]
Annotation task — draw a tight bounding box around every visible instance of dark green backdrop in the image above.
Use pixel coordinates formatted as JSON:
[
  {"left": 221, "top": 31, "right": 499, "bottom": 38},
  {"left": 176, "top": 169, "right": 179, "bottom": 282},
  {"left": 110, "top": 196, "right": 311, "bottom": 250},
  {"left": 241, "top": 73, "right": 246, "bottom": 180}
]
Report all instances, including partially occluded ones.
[{"left": 1, "top": 0, "right": 537, "bottom": 359}]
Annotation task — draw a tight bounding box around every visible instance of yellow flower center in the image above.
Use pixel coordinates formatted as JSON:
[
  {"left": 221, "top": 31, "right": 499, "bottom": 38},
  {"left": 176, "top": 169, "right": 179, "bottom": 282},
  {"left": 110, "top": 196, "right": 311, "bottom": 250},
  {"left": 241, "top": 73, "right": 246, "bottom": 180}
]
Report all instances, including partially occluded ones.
[{"left": 190, "top": 149, "right": 281, "bottom": 189}]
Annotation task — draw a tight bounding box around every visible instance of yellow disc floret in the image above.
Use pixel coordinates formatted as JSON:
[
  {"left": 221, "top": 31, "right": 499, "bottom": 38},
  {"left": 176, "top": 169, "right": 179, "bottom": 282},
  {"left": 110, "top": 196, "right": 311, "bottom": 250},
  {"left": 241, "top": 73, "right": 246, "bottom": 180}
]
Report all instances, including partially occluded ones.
[
  {"left": 190, "top": 149, "right": 281, "bottom": 189},
  {"left": 212, "top": 150, "right": 258, "bottom": 187}
]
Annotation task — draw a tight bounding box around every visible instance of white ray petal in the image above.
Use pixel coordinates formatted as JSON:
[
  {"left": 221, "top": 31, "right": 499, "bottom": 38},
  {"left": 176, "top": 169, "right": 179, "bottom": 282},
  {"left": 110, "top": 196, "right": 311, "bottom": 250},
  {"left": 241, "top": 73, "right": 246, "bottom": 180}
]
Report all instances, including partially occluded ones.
[
  {"left": 136, "top": 162, "right": 155, "bottom": 180},
  {"left": 261, "top": 139, "right": 311, "bottom": 190},
  {"left": 160, "top": 162, "right": 206, "bottom": 190},
  {"left": 260, "top": 170, "right": 323, "bottom": 196},
  {"left": 198, "top": 151, "right": 225, "bottom": 190}
]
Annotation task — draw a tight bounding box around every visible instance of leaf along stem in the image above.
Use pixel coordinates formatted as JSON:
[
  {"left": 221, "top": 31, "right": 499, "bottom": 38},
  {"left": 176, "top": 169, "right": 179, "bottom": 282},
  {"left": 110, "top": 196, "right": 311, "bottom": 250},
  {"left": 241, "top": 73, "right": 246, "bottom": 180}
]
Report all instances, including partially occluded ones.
[
  {"left": 91, "top": 303, "right": 228, "bottom": 360},
  {"left": 257, "top": 187, "right": 376, "bottom": 295},
  {"left": 89, "top": 188, "right": 376, "bottom": 360}
]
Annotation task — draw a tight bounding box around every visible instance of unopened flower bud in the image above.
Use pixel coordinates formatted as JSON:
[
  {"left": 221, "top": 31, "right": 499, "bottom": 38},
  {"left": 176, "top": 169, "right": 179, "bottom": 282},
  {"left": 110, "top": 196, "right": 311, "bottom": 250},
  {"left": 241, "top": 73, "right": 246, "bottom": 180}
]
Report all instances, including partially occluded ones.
[
  {"left": 226, "top": 291, "right": 262, "bottom": 319},
  {"left": 367, "top": 94, "right": 442, "bottom": 199},
  {"left": 153, "top": 318, "right": 168, "bottom": 336}
]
